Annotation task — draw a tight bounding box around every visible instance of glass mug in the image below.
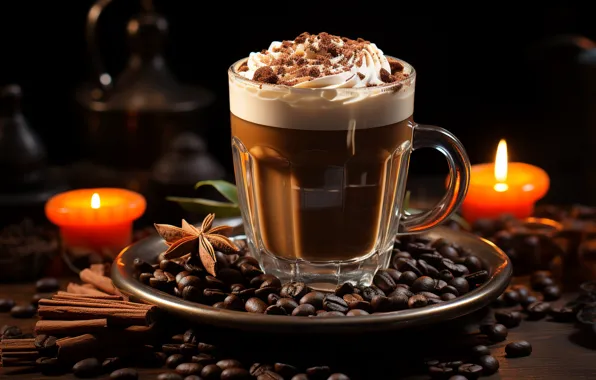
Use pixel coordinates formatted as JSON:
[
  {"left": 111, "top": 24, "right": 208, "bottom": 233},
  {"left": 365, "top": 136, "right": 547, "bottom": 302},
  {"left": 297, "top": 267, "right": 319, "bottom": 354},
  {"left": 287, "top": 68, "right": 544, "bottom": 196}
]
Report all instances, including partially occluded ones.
[{"left": 228, "top": 57, "right": 470, "bottom": 290}]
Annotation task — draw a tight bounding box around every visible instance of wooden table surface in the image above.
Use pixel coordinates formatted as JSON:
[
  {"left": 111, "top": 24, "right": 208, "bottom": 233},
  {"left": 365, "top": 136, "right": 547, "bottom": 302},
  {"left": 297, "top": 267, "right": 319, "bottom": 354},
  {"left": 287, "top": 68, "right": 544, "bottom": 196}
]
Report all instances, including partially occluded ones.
[{"left": 0, "top": 279, "right": 595, "bottom": 380}]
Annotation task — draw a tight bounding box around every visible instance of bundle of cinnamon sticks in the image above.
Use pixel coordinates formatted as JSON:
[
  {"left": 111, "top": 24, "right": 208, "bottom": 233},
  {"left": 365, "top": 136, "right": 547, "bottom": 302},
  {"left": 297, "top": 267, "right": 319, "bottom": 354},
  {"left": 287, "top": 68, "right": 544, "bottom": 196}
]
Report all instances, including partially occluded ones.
[{"left": 1, "top": 264, "right": 162, "bottom": 367}]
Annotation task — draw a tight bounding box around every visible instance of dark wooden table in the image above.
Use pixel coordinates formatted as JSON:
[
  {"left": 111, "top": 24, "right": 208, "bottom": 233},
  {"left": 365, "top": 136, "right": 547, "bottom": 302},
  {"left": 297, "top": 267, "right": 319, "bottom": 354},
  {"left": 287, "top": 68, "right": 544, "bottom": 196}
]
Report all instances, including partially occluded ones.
[{"left": 0, "top": 279, "right": 595, "bottom": 380}]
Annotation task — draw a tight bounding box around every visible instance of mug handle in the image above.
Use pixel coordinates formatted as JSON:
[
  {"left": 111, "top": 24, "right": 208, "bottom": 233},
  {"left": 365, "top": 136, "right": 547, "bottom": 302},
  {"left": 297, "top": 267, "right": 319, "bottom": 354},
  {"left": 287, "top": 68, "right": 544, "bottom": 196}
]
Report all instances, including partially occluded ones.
[{"left": 401, "top": 124, "right": 471, "bottom": 233}]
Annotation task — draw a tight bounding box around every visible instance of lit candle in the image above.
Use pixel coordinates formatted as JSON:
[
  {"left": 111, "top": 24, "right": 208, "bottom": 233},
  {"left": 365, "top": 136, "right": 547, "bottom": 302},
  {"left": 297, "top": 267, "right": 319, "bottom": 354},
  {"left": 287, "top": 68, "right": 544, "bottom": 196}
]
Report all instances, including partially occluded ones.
[
  {"left": 461, "top": 139, "right": 550, "bottom": 223},
  {"left": 45, "top": 188, "right": 146, "bottom": 259}
]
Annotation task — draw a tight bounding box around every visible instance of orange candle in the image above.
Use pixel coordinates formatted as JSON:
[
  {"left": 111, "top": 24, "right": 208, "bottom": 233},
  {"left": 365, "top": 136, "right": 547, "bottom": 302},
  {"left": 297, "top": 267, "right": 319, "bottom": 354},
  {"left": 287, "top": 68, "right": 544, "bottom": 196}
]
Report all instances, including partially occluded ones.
[
  {"left": 461, "top": 139, "right": 550, "bottom": 223},
  {"left": 45, "top": 188, "right": 146, "bottom": 258}
]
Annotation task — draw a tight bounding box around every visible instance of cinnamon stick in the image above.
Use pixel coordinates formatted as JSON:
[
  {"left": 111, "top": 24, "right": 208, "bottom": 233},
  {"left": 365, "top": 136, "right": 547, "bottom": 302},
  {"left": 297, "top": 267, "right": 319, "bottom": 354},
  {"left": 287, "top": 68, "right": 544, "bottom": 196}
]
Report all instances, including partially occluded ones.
[
  {"left": 81, "top": 283, "right": 97, "bottom": 289},
  {"left": 89, "top": 263, "right": 109, "bottom": 276},
  {"left": 0, "top": 338, "right": 36, "bottom": 352},
  {"left": 79, "top": 269, "right": 119, "bottom": 295},
  {"left": 66, "top": 282, "right": 110, "bottom": 297},
  {"left": 0, "top": 357, "right": 36, "bottom": 367},
  {"left": 1, "top": 351, "right": 40, "bottom": 359},
  {"left": 38, "top": 298, "right": 153, "bottom": 311},
  {"left": 34, "top": 319, "right": 108, "bottom": 336},
  {"left": 38, "top": 305, "right": 154, "bottom": 326},
  {"left": 55, "top": 291, "right": 122, "bottom": 300}
]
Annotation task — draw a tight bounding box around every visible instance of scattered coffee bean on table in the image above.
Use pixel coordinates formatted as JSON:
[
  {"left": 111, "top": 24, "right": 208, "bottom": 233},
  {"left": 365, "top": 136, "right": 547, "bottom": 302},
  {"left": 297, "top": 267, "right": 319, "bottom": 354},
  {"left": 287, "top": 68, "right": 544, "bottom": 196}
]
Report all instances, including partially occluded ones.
[
  {"left": 35, "top": 277, "right": 60, "bottom": 293},
  {"left": 477, "top": 355, "right": 500, "bottom": 375},
  {"left": 505, "top": 341, "right": 533, "bottom": 357},
  {"left": 72, "top": 357, "right": 101, "bottom": 378},
  {"left": 0, "top": 298, "right": 15, "bottom": 312},
  {"left": 110, "top": 368, "right": 139, "bottom": 380},
  {"left": 10, "top": 304, "right": 37, "bottom": 318},
  {"left": 494, "top": 310, "right": 522, "bottom": 328}
]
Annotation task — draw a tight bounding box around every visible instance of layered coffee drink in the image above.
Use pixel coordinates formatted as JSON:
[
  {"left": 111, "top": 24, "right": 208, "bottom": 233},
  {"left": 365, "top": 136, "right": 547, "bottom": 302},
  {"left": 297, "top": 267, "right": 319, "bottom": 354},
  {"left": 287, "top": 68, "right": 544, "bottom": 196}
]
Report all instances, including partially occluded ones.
[{"left": 229, "top": 32, "right": 416, "bottom": 264}]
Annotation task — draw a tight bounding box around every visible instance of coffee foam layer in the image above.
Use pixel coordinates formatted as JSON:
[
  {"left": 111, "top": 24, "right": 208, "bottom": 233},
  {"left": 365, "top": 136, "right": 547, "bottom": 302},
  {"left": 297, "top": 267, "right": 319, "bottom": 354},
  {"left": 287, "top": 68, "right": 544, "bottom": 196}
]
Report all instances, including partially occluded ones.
[{"left": 229, "top": 60, "right": 415, "bottom": 130}]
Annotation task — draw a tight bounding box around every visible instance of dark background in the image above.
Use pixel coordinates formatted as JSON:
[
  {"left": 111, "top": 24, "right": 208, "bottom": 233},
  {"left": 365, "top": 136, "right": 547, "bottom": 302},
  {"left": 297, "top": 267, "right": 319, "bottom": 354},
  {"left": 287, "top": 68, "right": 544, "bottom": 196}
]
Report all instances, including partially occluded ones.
[{"left": 1, "top": 1, "right": 595, "bottom": 205}]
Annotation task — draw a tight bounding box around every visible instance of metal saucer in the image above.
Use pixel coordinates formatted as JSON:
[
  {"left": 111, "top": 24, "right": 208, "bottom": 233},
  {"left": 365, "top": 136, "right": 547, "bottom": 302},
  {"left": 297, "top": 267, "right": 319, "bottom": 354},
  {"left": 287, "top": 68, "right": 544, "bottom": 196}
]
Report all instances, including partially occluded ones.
[{"left": 112, "top": 218, "right": 511, "bottom": 333}]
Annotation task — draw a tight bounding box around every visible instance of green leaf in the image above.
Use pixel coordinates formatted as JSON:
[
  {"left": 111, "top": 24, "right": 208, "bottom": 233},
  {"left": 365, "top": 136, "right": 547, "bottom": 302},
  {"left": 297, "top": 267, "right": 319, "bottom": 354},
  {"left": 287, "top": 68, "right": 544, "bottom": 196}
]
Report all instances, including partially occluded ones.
[
  {"left": 194, "top": 180, "right": 239, "bottom": 205},
  {"left": 167, "top": 196, "right": 241, "bottom": 218}
]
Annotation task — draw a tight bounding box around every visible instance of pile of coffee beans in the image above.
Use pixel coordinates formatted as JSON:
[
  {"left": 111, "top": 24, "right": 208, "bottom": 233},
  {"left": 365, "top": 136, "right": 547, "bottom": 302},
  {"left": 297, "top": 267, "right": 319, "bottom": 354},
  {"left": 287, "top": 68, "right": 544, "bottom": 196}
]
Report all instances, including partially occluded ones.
[{"left": 134, "top": 235, "right": 490, "bottom": 317}]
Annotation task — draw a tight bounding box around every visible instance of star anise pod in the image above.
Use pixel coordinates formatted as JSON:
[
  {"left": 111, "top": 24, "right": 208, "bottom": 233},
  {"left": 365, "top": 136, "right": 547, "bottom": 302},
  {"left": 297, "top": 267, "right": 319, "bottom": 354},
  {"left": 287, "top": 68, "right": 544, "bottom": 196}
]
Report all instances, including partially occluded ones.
[{"left": 154, "top": 213, "right": 239, "bottom": 276}]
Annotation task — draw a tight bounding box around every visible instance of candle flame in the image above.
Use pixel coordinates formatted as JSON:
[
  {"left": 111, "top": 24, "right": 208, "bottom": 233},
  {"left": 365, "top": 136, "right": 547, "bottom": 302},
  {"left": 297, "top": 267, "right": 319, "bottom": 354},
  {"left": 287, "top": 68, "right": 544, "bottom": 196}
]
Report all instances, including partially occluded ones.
[
  {"left": 494, "top": 139, "right": 509, "bottom": 192},
  {"left": 91, "top": 193, "right": 101, "bottom": 209}
]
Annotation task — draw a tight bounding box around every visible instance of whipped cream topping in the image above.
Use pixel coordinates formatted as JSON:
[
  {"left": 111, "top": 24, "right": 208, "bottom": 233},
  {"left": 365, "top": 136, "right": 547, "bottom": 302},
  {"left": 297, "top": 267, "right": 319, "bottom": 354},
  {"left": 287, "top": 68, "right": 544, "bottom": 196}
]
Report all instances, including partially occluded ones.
[{"left": 237, "top": 32, "right": 410, "bottom": 88}]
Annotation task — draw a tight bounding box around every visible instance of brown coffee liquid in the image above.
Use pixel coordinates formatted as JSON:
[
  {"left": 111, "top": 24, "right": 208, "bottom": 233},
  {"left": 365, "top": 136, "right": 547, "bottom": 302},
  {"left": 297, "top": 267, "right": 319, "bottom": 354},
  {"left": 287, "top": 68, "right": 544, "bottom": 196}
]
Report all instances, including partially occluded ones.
[{"left": 231, "top": 114, "right": 413, "bottom": 262}]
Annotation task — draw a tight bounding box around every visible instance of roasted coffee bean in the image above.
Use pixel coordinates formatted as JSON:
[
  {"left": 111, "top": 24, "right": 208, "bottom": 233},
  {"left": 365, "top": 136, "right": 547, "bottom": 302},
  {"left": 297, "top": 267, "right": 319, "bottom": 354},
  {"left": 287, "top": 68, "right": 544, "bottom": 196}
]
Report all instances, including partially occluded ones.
[
  {"left": 484, "top": 323, "right": 508, "bottom": 342},
  {"left": 505, "top": 340, "right": 532, "bottom": 357},
  {"left": 250, "top": 274, "right": 276, "bottom": 288},
  {"left": 139, "top": 272, "right": 153, "bottom": 285},
  {"left": 217, "top": 359, "right": 243, "bottom": 370},
  {"left": 230, "top": 284, "right": 245, "bottom": 293},
  {"left": 327, "top": 374, "right": 350, "bottom": 380},
  {"left": 306, "top": 366, "right": 331, "bottom": 379},
  {"left": 0, "top": 298, "right": 15, "bottom": 312},
  {"left": 292, "top": 303, "right": 316, "bottom": 316},
  {"left": 323, "top": 294, "right": 349, "bottom": 313},
  {"left": 73, "top": 357, "right": 101, "bottom": 378},
  {"left": 373, "top": 271, "right": 397, "bottom": 293},
  {"left": 255, "top": 286, "right": 280, "bottom": 299},
  {"left": 167, "top": 354, "right": 186, "bottom": 368},
  {"left": 265, "top": 305, "right": 287, "bottom": 315},
  {"left": 320, "top": 311, "right": 345, "bottom": 317},
  {"left": 267, "top": 293, "right": 281, "bottom": 305},
  {"left": 218, "top": 268, "right": 245, "bottom": 286},
  {"left": 239, "top": 263, "right": 263, "bottom": 279},
  {"left": 448, "top": 277, "right": 469, "bottom": 295},
  {"left": 280, "top": 282, "right": 310, "bottom": 301},
  {"left": 419, "top": 252, "right": 444, "bottom": 267},
  {"left": 197, "top": 342, "right": 217, "bottom": 355},
  {"left": 36, "top": 357, "right": 62, "bottom": 375},
  {"left": 526, "top": 301, "right": 551, "bottom": 320},
  {"left": 465, "top": 270, "right": 488, "bottom": 288},
  {"left": 360, "top": 286, "right": 385, "bottom": 302},
  {"left": 408, "top": 294, "right": 428, "bottom": 308},
  {"left": 495, "top": 311, "right": 522, "bottom": 328},
  {"left": 397, "top": 271, "right": 418, "bottom": 286},
  {"left": 371, "top": 295, "right": 393, "bottom": 312},
  {"left": 548, "top": 306, "right": 576, "bottom": 322},
  {"left": 417, "top": 291, "right": 440, "bottom": 300},
  {"left": 192, "top": 354, "right": 216, "bottom": 365},
  {"left": 184, "top": 256, "right": 205, "bottom": 273},
  {"left": 10, "top": 304, "right": 36, "bottom": 318},
  {"left": 183, "top": 329, "right": 198, "bottom": 344},
  {"left": 393, "top": 250, "right": 412, "bottom": 259},
  {"left": 250, "top": 363, "right": 274, "bottom": 376},
  {"left": 502, "top": 289, "right": 520, "bottom": 306},
  {"left": 463, "top": 255, "right": 483, "bottom": 272},
  {"left": 334, "top": 282, "right": 355, "bottom": 297},
  {"left": 223, "top": 295, "right": 244, "bottom": 311},
  {"left": 395, "top": 258, "right": 423, "bottom": 276},
  {"left": 348, "top": 300, "right": 373, "bottom": 313},
  {"left": 343, "top": 293, "right": 363, "bottom": 307},
  {"left": 185, "top": 376, "right": 204, "bottom": 380},
  {"left": 521, "top": 295, "right": 538, "bottom": 309},
  {"left": 203, "top": 288, "right": 227, "bottom": 304},
  {"left": 346, "top": 309, "right": 370, "bottom": 316},
  {"left": 237, "top": 288, "right": 256, "bottom": 301},
  {"left": 215, "top": 251, "right": 231, "bottom": 269},
  {"left": 277, "top": 298, "right": 299, "bottom": 313},
  {"left": 439, "top": 258, "right": 461, "bottom": 275},
  {"left": 441, "top": 293, "right": 457, "bottom": 301},
  {"left": 300, "top": 291, "right": 325, "bottom": 309},
  {"left": 160, "top": 259, "right": 184, "bottom": 275},
  {"left": 456, "top": 363, "right": 483, "bottom": 378},
  {"left": 530, "top": 270, "right": 551, "bottom": 285},
  {"left": 157, "top": 374, "right": 183, "bottom": 380},
  {"left": 384, "top": 268, "right": 402, "bottom": 283},
  {"left": 542, "top": 285, "right": 561, "bottom": 301},
  {"left": 442, "top": 361, "right": 463, "bottom": 369},
  {"left": 388, "top": 293, "right": 409, "bottom": 310},
  {"left": 221, "top": 367, "right": 251, "bottom": 379},
  {"left": 199, "top": 363, "right": 222, "bottom": 378},
  {"left": 36, "top": 277, "right": 60, "bottom": 293},
  {"left": 205, "top": 276, "right": 227, "bottom": 290},
  {"left": 258, "top": 371, "right": 284, "bottom": 380},
  {"left": 439, "top": 270, "right": 454, "bottom": 283},
  {"left": 428, "top": 364, "right": 454, "bottom": 378},
  {"left": 437, "top": 245, "right": 459, "bottom": 261},
  {"left": 110, "top": 368, "right": 139, "bottom": 380},
  {"left": 512, "top": 285, "right": 530, "bottom": 300},
  {"left": 245, "top": 297, "right": 268, "bottom": 313},
  {"left": 1, "top": 325, "right": 22, "bottom": 338},
  {"left": 260, "top": 277, "right": 282, "bottom": 289},
  {"left": 417, "top": 259, "right": 439, "bottom": 278},
  {"left": 405, "top": 241, "right": 435, "bottom": 255},
  {"left": 531, "top": 276, "right": 554, "bottom": 291},
  {"left": 234, "top": 256, "right": 260, "bottom": 269},
  {"left": 181, "top": 286, "right": 202, "bottom": 302},
  {"left": 477, "top": 355, "right": 499, "bottom": 375},
  {"left": 440, "top": 285, "right": 459, "bottom": 296},
  {"left": 102, "top": 357, "right": 125, "bottom": 373},
  {"left": 179, "top": 343, "right": 198, "bottom": 356},
  {"left": 471, "top": 345, "right": 490, "bottom": 357},
  {"left": 133, "top": 258, "right": 155, "bottom": 273},
  {"left": 390, "top": 285, "right": 414, "bottom": 299},
  {"left": 34, "top": 334, "right": 57, "bottom": 355},
  {"left": 274, "top": 363, "right": 299, "bottom": 378},
  {"left": 411, "top": 276, "right": 436, "bottom": 294},
  {"left": 433, "top": 279, "right": 447, "bottom": 292},
  {"left": 31, "top": 293, "right": 53, "bottom": 307}
]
